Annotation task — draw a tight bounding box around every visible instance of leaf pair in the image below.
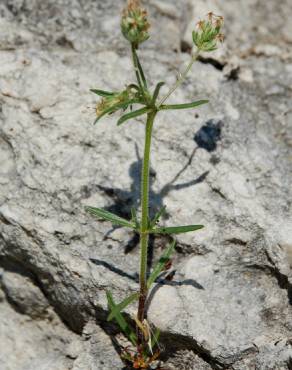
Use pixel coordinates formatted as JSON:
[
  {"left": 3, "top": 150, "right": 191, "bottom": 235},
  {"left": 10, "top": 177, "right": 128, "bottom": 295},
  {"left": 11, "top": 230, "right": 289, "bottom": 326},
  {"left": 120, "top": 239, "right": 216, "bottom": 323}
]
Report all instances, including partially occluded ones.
[
  {"left": 86, "top": 206, "right": 204, "bottom": 236},
  {"left": 106, "top": 291, "right": 137, "bottom": 345},
  {"left": 106, "top": 297, "right": 160, "bottom": 358},
  {"left": 116, "top": 98, "right": 209, "bottom": 126},
  {"left": 91, "top": 87, "right": 209, "bottom": 127}
]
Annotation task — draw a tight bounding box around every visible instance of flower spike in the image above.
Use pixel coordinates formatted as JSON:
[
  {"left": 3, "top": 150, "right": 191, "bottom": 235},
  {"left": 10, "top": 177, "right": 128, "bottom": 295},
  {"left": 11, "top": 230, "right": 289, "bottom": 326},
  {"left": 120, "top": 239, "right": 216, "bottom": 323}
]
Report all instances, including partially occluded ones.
[
  {"left": 192, "top": 13, "right": 224, "bottom": 52},
  {"left": 121, "top": 0, "right": 150, "bottom": 47}
]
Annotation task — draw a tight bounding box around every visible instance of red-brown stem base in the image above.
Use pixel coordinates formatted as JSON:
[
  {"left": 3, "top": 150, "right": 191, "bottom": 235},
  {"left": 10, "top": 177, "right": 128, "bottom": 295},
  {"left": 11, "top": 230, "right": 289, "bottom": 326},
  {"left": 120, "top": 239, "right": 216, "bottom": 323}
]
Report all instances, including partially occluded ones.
[{"left": 137, "top": 291, "right": 147, "bottom": 353}]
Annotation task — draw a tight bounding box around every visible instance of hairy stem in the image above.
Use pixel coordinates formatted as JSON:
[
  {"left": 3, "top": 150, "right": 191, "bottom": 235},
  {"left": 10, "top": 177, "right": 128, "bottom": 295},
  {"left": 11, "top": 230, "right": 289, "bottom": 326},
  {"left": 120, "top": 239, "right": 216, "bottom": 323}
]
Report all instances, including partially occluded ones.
[
  {"left": 158, "top": 50, "right": 199, "bottom": 107},
  {"left": 137, "top": 110, "right": 156, "bottom": 348}
]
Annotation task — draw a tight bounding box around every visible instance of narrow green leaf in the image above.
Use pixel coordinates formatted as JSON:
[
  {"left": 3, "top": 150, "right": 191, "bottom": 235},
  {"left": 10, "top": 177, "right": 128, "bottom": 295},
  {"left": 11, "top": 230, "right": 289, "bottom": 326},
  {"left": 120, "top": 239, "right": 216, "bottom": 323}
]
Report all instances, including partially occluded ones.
[
  {"left": 117, "top": 107, "right": 150, "bottom": 126},
  {"left": 107, "top": 292, "right": 139, "bottom": 321},
  {"left": 94, "top": 99, "right": 141, "bottom": 124},
  {"left": 151, "top": 82, "right": 165, "bottom": 105},
  {"left": 85, "top": 206, "right": 135, "bottom": 229},
  {"left": 159, "top": 100, "right": 209, "bottom": 111},
  {"left": 106, "top": 291, "right": 137, "bottom": 345},
  {"left": 132, "top": 44, "right": 144, "bottom": 90},
  {"left": 149, "top": 206, "right": 166, "bottom": 229},
  {"left": 147, "top": 240, "right": 176, "bottom": 289},
  {"left": 149, "top": 225, "right": 204, "bottom": 235},
  {"left": 90, "top": 89, "right": 115, "bottom": 97},
  {"left": 135, "top": 51, "right": 148, "bottom": 89}
]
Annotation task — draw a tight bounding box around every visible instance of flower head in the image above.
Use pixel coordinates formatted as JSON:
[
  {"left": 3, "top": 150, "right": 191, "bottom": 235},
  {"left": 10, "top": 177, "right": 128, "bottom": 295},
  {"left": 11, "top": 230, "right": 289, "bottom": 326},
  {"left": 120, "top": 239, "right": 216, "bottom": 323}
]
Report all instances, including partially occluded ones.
[
  {"left": 192, "top": 13, "right": 224, "bottom": 52},
  {"left": 121, "top": 0, "right": 150, "bottom": 46}
]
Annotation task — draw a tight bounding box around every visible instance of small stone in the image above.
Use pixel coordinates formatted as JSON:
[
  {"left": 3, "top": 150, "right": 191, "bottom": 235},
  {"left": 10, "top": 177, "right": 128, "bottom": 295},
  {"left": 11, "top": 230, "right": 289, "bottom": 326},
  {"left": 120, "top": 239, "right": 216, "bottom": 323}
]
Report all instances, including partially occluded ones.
[{"left": 2, "top": 271, "right": 49, "bottom": 319}]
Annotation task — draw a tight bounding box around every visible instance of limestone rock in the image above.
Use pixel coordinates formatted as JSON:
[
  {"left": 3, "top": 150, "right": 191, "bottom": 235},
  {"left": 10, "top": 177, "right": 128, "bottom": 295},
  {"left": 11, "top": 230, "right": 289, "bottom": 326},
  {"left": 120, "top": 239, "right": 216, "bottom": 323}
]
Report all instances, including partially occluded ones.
[{"left": 0, "top": 0, "right": 292, "bottom": 369}]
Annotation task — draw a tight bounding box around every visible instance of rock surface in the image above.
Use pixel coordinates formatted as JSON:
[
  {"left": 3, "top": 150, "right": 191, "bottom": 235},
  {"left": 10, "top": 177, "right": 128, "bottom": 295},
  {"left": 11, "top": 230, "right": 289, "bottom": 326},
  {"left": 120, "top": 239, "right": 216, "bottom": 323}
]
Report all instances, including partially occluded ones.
[{"left": 0, "top": 0, "right": 292, "bottom": 369}]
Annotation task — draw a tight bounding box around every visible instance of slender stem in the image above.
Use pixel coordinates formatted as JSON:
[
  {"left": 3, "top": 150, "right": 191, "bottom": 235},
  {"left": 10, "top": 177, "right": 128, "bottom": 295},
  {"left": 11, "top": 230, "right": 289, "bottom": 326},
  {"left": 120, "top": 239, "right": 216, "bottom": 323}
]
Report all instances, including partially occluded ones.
[
  {"left": 137, "top": 110, "right": 156, "bottom": 348},
  {"left": 158, "top": 50, "right": 199, "bottom": 107}
]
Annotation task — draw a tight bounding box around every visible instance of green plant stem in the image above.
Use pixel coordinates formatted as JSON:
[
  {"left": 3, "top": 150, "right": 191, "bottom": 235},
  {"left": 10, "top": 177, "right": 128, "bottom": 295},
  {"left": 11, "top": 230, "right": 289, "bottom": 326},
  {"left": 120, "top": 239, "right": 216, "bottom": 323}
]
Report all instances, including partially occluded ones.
[
  {"left": 158, "top": 50, "right": 199, "bottom": 107},
  {"left": 137, "top": 110, "right": 156, "bottom": 349}
]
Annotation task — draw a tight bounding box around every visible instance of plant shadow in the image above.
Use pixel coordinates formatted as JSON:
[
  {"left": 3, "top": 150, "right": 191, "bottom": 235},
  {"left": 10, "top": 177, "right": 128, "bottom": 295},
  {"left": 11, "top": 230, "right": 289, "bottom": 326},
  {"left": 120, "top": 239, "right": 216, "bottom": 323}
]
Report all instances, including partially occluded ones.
[
  {"left": 98, "top": 142, "right": 208, "bottom": 269},
  {"left": 89, "top": 258, "right": 204, "bottom": 297}
]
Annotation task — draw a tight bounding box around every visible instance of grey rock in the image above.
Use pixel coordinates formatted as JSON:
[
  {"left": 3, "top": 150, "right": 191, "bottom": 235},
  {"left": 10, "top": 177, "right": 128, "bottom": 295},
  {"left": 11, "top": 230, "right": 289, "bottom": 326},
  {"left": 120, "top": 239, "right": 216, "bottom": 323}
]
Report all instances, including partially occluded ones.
[
  {"left": 0, "top": 0, "right": 292, "bottom": 369},
  {"left": 1, "top": 270, "right": 50, "bottom": 318},
  {"left": 148, "top": 250, "right": 292, "bottom": 365},
  {"left": 0, "top": 295, "right": 76, "bottom": 370},
  {"left": 166, "top": 350, "right": 213, "bottom": 370},
  {"left": 0, "top": 295, "right": 122, "bottom": 370},
  {"left": 70, "top": 322, "right": 123, "bottom": 370}
]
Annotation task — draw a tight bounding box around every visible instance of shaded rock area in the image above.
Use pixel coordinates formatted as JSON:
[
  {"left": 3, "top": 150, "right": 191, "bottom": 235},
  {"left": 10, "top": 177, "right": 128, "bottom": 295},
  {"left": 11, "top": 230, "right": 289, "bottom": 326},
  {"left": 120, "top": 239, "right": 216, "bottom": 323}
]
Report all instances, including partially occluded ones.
[{"left": 0, "top": 0, "right": 292, "bottom": 369}]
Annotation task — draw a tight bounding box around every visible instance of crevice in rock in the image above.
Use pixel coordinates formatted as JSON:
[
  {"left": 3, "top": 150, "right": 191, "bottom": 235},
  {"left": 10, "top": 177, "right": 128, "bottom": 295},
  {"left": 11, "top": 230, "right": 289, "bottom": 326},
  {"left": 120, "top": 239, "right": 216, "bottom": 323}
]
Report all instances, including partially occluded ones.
[
  {"left": 239, "top": 47, "right": 290, "bottom": 62},
  {"left": 264, "top": 250, "right": 292, "bottom": 305},
  {"left": 197, "top": 56, "right": 226, "bottom": 71},
  {"left": 158, "top": 331, "right": 225, "bottom": 369},
  {"left": 210, "top": 186, "right": 227, "bottom": 200},
  {"left": 175, "top": 240, "right": 210, "bottom": 256},
  {"left": 0, "top": 253, "right": 87, "bottom": 335},
  {"left": 180, "top": 40, "right": 192, "bottom": 54},
  {"left": 180, "top": 40, "right": 228, "bottom": 68},
  {"left": 0, "top": 214, "right": 11, "bottom": 226},
  {"left": 0, "top": 129, "right": 15, "bottom": 156},
  {"left": 245, "top": 251, "right": 292, "bottom": 306},
  {"left": 95, "top": 302, "right": 225, "bottom": 370},
  {"left": 224, "top": 238, "right": 247, "bottom": 246},
  {"left": 0, "top": 241, "right": 259, "bottom": 370},
  {"left": 162, "top": 331, "right": 261, "bottom": 369},
  {"left": 56, "top": 35, "right": 75, "bottom": 50},
  {"left": 0, "top": 263, "right": 38, "bottom": 316},
  {"left": 224, "top": 65, "right": 240, "bottom": 81},
  {"left": 0, "top": 211, "right": 43, "bottom": 245}
]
